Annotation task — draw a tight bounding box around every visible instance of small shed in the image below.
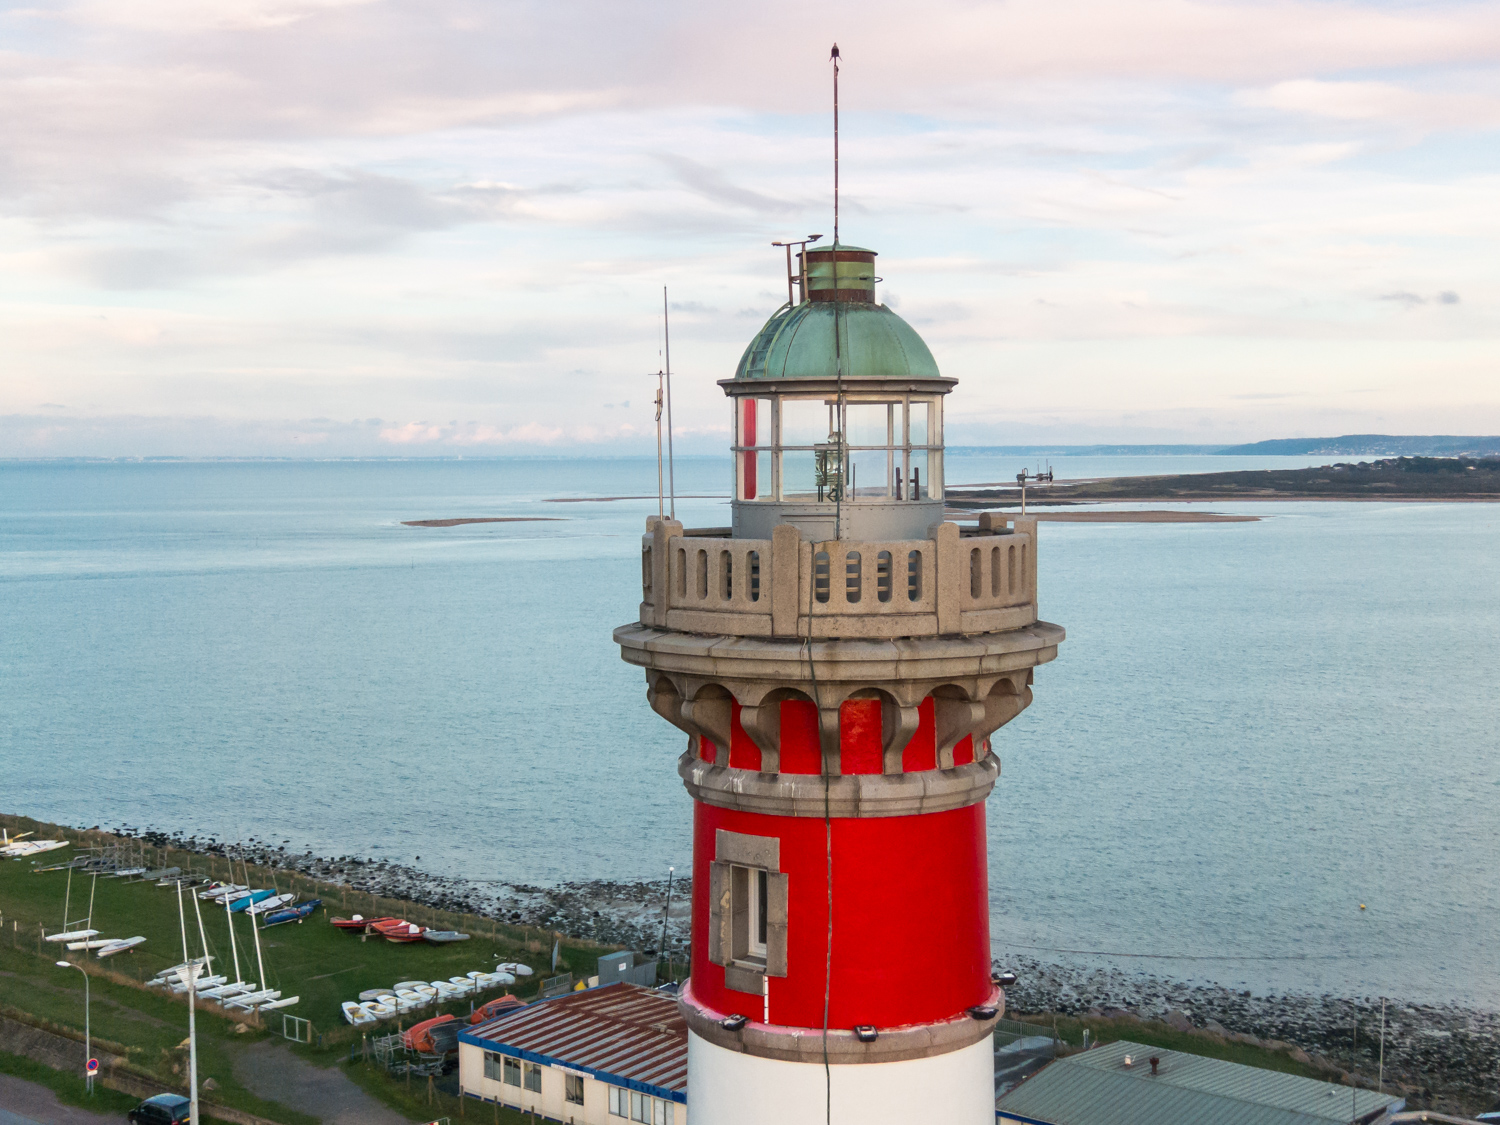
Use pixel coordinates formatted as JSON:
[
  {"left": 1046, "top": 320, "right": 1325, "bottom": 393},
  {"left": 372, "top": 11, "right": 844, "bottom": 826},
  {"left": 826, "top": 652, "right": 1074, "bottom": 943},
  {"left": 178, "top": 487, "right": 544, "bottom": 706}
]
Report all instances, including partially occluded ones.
[
  {"left": 996, "top": 1040, "right": 1404, "bottom": 1125},
  {"left": 598, "top": 949, "right": 659, "bottom": 988}
]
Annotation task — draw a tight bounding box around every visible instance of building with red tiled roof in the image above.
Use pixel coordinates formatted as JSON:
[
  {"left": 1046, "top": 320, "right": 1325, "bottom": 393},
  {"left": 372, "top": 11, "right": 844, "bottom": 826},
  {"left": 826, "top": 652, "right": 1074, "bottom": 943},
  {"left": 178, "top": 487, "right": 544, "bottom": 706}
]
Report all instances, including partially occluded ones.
[{"left": 459, "top": 982, "right": 687, "bottom": 1125}]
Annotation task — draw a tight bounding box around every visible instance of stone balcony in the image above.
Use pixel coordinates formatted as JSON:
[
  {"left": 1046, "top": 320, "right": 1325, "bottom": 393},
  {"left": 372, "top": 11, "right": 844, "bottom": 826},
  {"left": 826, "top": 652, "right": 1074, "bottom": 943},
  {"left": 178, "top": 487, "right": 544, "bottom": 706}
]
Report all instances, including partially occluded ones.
[{"left": 639, "top": 513, "right": 1038, "bottom": 641}]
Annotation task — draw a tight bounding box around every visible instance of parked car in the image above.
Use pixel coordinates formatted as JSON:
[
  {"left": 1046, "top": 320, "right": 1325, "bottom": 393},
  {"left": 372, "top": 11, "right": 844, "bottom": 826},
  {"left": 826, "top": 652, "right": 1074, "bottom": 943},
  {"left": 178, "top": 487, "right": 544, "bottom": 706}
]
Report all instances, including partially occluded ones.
[{"left": 128, "top": 1093, "right": 191, "bottom": 1124}]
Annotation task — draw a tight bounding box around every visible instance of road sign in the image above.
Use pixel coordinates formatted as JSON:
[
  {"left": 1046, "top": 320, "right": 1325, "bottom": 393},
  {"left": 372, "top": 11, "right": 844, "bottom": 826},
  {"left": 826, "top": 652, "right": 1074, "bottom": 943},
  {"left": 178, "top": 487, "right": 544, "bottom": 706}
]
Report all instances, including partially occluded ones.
[{"left": 86, "top": 1057, "right": 99, "bottom": 1074}]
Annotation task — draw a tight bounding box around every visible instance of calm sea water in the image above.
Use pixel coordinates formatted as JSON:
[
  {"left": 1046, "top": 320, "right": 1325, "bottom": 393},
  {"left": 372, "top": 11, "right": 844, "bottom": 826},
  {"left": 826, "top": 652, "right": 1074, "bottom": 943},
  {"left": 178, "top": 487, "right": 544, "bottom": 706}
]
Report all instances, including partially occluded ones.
[{"left": 2, "top": 457, "right": 1496, "bottom": 1006}]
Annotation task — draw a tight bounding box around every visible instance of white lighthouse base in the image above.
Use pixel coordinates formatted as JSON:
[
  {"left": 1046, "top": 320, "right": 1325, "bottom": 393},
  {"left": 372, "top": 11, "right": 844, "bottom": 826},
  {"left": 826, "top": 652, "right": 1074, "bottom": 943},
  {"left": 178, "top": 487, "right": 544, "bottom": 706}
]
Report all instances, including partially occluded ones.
[{"left": 686, "top": 1029, "right": 994, "bottom": 1125}]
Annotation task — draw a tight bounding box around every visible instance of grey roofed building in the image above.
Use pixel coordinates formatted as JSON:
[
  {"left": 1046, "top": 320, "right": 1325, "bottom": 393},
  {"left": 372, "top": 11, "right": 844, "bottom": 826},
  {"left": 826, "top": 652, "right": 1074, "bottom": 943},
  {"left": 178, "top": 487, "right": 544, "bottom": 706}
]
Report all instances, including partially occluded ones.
[{"left": 996, "top": 1039, "right": 1404, "bottom": 1125}]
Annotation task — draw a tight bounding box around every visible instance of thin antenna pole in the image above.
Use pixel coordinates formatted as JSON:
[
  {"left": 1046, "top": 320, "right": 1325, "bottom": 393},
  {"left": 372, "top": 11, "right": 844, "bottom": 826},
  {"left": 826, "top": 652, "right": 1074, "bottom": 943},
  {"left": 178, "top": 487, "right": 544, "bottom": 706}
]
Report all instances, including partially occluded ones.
[
  {"left": 658, "top": 867, "right": 674, "bottom": 979},
  {"left": 1377, "top": 997, "right": 1386, "bottom": 1092},
  {"left": 830, "top": 44, "right": 845, "bottom": 540},
  {"left": 831, "top": 44, "right": 840, "bottom": 246},
  {"left": 655, "top": 372, "right": 665, "bottom": 522},
  {"left": 663, "top": 287, "right": 676, "bottom": 520}
]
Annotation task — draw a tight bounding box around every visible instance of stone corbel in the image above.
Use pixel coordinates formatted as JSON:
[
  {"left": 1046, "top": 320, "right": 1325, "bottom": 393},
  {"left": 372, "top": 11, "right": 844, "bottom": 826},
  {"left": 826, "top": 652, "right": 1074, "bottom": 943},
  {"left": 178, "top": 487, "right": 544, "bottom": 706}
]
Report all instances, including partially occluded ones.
[
  {"left": 933, "top": 691, "right": 986, "bottom": 769},
  {"left": 880, "top": 697, "right": 922, "bottom": 774},
  {"left": 974, "top": 676, "right": 1033, "bottom": 747},
  {"left": 736, "top": 692, "right": 784, "bottom": 774},
  {"left": 818, "top": 702, "right": 843, "bottom": 777},
  {"left": 648, "top": 675, "right": 715, "bottom": 760},
  {"left": 681, "top": 688, "right": 735, "bottom": 767}
]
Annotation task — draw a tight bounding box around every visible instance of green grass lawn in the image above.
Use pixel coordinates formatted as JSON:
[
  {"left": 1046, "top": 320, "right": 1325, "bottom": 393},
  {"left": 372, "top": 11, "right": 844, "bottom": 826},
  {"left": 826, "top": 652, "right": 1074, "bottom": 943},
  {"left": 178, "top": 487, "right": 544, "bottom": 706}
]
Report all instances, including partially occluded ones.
[{"left": 0, "top": 820, "right": 620, "bottom": 1122}]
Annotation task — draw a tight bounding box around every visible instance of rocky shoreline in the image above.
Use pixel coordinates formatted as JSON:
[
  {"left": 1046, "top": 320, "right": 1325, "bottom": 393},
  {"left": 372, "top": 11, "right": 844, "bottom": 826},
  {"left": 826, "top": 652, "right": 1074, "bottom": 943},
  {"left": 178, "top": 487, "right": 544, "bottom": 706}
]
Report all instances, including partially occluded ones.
[
  {"left": 117, "top": 826, "right": 1497, "bottom": 1115},
  {"left": 1001, "top": 957, "right": 1498, "bottom": 1115}
]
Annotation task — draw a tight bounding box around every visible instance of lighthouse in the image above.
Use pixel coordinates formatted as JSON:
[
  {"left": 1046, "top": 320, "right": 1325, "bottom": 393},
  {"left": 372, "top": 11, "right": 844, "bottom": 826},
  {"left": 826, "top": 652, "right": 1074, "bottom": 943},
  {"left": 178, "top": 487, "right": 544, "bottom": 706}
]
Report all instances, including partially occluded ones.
[{"left": 614, "top": 241, "right": 1065, "bottom": 1124}]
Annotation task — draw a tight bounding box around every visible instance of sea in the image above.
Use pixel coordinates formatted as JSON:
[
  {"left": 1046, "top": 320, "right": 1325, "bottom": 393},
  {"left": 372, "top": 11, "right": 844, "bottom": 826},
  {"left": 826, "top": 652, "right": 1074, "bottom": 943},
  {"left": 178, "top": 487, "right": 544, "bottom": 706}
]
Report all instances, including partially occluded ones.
[{"left": 3, "top": 455, "right": 1497, "bottom": 1008}]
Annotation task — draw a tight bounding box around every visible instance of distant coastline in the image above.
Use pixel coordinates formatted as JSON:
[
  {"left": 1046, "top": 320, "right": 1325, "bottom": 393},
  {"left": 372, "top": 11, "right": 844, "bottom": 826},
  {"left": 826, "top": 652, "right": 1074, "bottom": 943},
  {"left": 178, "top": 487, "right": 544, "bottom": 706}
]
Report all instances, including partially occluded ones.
[{"left": 949, "top": 457, "right": 1500, "bottom": 509}]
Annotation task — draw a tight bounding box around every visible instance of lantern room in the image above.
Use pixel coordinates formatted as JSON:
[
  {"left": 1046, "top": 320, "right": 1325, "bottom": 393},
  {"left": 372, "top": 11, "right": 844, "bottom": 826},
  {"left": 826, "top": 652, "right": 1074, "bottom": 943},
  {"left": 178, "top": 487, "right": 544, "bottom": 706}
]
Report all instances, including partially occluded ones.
[{"left": 724, "top": 244, "right": 957, "bottom": 542}]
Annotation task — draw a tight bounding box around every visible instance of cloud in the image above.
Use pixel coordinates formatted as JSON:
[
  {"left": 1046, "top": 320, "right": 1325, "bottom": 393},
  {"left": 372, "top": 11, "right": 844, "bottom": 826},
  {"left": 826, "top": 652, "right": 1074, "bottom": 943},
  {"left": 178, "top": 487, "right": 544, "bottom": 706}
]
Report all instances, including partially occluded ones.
[
  {"left": 1377, "top": 291, "right": 1463, "bottom": 308},
  {"left": 5, "top": 0, "right": 1500, "bottom": 451},
  {"left": 653, "top": 155, "right": 792, "bottom": 214},
  {"left": 377, "top": 420, "right": 645, "bottom": 446},
  {"left": 1238, "top": 79, "right": 1500, "bottom": 128},
  {"left": 71, "top": 0, "right": 380, "bottom": 33}
]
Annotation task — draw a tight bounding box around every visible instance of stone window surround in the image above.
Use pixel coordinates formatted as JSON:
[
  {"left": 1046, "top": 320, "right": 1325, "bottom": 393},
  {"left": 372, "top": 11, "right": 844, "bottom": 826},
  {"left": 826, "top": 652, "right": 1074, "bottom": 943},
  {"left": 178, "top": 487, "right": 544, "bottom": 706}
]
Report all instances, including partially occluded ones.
[{"left": 708, "top": 829, "right": 789, "bottom": 994}]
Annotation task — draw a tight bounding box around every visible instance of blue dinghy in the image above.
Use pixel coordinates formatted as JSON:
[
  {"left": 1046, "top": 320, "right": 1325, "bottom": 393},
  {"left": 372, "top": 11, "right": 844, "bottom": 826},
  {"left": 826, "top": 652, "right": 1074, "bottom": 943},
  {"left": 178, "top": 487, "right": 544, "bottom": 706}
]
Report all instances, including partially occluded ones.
[{"left": 262, "top": 899, "right": 322, "bottom": 927}]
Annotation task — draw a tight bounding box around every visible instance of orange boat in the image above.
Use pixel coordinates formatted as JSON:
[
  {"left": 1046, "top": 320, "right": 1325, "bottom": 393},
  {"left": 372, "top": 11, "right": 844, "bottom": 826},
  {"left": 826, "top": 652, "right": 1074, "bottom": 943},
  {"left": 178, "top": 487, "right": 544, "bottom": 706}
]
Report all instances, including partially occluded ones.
[
  {"left": 371, "top": 919, "right": 428, "bottom": 943},
  {"left": 402, "top": 1013, "right": 455, "bottom": 1054},
  {"left": 330, "top": 915, "right": 394, "bottom": 933},
  {"left": 470, "top": 995, "right": 526, "bottom": 1025}
]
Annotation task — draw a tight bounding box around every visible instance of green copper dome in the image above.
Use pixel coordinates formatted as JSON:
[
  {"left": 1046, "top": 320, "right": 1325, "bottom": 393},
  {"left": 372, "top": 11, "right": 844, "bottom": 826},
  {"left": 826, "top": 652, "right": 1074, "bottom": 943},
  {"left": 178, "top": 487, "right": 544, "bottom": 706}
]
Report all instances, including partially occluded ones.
[{"left": 733, "top": 301, "right": 941, "bottom": 382}]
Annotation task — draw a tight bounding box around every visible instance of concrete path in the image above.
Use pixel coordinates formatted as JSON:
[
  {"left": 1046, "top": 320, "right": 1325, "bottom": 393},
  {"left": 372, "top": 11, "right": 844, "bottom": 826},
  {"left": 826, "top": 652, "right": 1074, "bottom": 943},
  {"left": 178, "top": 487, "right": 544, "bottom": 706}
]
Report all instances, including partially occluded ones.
[
  {"left": 0, "top": 1073, "right": 125, "bottom": 1124},
  {"left": 231, "top": 1041, "right": 408, "bottom": 1125}
]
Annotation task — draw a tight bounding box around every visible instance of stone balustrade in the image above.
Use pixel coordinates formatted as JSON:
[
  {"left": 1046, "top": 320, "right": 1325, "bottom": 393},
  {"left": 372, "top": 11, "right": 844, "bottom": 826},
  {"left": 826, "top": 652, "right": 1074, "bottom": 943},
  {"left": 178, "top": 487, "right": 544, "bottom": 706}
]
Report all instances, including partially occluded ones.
[{"left": 639, "top": 514, "right": 1037, "bottom": 640}]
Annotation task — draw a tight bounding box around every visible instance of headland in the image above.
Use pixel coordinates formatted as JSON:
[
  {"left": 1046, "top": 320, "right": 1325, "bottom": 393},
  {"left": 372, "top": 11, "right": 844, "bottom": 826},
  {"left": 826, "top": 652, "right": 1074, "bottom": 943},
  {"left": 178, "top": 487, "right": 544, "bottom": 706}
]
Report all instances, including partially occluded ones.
[{"left": 948, "top": 456, "right": 1500, "bottom": 508}]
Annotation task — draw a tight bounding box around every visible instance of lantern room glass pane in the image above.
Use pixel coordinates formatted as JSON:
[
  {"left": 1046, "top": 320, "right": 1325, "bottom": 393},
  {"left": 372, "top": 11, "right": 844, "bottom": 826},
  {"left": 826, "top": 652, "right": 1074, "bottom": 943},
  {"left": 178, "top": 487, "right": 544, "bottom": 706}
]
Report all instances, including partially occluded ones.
[
  {"left": 906, "top": 449, "right": 929, "bottom": 500},
  {"left": 737, "top": 398, "right": 773, "bottom": 447},
  {"left": 781, "top": 448, "right": 841, "bottom": 502},
  {"left": 845, "top": 402, "right": 892, "bottom": 447},
  {"left": 849, "top": 447, "right": 891, "bottom": 500},
  {"left": 908, "top": 401, "right": 929, "bottom": 446},
  {"left": 781, "top": 398, "right": 836, "bottom": 447},
  {"left": 738, "top": 449, "right": 773, "bottom": 501}
]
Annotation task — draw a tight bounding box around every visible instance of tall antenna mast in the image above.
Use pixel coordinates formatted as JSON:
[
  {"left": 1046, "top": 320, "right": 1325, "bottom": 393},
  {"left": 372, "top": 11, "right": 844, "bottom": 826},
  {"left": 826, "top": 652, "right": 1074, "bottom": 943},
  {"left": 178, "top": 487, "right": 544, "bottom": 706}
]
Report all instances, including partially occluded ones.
[
  {"left": 655, "top": 371, "right": 665, "bottom": 522},
  {"left": 831, "top": 43, "right": 845, "bottom": 540},
  {"left": 663, "top": 287, "right": 677, "bottom": 520},
  {"left": 831, "top": 43, "right": 840, "bottom": 247}
]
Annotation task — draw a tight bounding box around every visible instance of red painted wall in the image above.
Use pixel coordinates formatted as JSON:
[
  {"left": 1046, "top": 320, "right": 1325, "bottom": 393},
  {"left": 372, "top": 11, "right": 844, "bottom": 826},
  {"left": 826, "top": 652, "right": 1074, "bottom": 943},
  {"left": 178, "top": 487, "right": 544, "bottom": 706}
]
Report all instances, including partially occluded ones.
[
  {"left": 689, "top": 801, "right": 992, "bottom": 1031},
  {"left": 728, "top": 700, "right": 761, "bottom": 770},
  {"left": 839, "top": 699, "right": 883, "bottom": 774},
  {"left": 778, "top": 700, "right": 821, "bottom": 774},
  {"left": 715, "top": 694, "right": 971, "bottom": 775}
]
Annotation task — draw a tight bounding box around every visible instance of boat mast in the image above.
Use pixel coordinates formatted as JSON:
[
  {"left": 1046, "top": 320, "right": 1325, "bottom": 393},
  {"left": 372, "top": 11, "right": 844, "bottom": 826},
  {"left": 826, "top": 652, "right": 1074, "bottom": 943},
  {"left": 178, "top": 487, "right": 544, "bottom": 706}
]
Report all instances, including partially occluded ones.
[
  {"left": 190, "top": 886, "right": 213, "bottom": 976},
  {"left": 224, "top": 888, "right": 242, "bottom": 984},
  {"left": 176, "top": 880, "right": 190, "bottom": 964},
  {"left": 249, "top": 899, "right": 268, "bottom": 995}
]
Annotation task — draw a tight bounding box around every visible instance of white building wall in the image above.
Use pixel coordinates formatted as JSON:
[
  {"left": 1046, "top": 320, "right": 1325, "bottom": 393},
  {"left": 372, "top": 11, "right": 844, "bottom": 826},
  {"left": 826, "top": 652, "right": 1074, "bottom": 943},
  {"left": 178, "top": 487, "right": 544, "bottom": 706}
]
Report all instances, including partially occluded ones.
[
  {"left": 686, "top": 1031, "right": 991, "bottom": 1125},
  {"left": 458, "top": 1041, "right": 684, "bottom": 1125}
]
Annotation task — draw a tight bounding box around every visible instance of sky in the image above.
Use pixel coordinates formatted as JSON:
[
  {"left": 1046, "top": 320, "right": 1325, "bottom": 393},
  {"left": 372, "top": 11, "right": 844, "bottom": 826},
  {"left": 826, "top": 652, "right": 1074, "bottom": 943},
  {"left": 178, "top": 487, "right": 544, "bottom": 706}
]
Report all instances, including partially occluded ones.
[{"left": 3, "top": 0, "right": 1499, "bottom": 457}]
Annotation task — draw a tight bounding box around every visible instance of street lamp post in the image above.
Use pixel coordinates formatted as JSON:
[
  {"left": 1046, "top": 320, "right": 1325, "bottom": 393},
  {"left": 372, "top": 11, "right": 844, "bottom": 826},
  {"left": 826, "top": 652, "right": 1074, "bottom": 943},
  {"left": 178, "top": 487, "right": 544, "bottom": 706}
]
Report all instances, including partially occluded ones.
[
  {"left": 181, "top": 963, "right": 201, "bottom": 1125},
  {"left": 175, "top": 878, "right": 201, "bottom": 1125},
  {"left": 55, "top": 961, "right": 91, "bottom": 1095}
]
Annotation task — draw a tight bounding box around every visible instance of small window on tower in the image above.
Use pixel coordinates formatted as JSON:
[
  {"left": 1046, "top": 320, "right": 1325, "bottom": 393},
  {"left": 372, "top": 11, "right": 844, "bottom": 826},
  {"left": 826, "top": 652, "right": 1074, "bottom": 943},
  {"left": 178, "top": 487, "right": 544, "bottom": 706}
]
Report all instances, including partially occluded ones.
[{"left": 731, "top": 864, "right": 769, "bottom": 964}]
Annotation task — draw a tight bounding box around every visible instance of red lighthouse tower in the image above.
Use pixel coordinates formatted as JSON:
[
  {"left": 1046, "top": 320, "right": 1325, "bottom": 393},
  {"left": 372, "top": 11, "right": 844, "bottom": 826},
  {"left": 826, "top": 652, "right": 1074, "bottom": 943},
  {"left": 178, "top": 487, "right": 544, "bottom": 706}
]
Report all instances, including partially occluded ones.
[{"left": 615, "top": 243, "right": 1064, "bottom": 1124}]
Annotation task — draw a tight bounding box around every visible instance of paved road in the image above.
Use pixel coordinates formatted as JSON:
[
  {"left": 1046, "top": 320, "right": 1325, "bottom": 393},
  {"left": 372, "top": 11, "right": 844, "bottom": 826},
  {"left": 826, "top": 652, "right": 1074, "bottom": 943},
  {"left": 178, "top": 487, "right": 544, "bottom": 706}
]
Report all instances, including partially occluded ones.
[
  {"left": 232, "top": 1041, "right": 408, "bottom": 1125},
  {"left": 0, "top": 1074, "right": 124, "bottom": 1125}
]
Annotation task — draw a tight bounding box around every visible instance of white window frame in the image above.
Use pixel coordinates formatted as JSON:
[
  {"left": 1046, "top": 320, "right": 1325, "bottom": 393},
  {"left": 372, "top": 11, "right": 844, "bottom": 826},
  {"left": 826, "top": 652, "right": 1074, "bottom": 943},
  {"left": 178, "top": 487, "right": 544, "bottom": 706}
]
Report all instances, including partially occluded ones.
[{"left": 732, "top": 863, "right": 768, "bottom": 962}]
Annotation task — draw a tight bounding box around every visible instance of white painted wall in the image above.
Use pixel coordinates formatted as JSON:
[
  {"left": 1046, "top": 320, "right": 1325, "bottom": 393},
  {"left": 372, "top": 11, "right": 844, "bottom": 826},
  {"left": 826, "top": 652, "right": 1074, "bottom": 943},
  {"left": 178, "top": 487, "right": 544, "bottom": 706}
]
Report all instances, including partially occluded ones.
[
  {"left": 458, "top": 1041, "right": 687, "bottom": 1125},
  {"left": 686, "top": 1031, "right": 992, "bottom": 1125}
]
